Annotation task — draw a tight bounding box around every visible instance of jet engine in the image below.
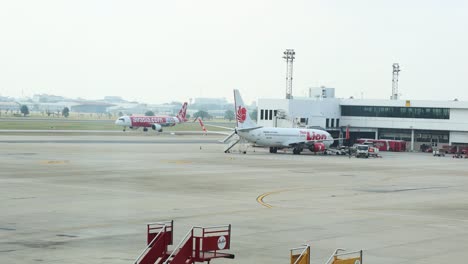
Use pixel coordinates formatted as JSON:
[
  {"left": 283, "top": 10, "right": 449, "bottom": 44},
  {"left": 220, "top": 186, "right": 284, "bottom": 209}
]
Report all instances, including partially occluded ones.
[
  {"left": 308, "top": 142, "right": 326, "bottom": 152},
  {"left": 151, "top": 124, "right": 163, "bottom": 132}
]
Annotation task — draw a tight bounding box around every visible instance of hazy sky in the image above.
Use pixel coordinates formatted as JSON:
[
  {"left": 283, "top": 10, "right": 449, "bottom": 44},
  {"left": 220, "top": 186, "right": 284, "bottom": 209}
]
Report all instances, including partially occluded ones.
[{"left": 1, "top": 0, "right": 467, "bottom": 104}]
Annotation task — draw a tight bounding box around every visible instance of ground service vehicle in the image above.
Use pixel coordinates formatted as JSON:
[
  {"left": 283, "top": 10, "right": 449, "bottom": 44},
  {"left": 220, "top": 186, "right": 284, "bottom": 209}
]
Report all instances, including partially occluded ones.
[
  {"left": 356, "top": 144, "right": 370, "bottom": 158},
  {"left": 440, "top": 145, "right": 468, "bottom": 154},
  {"left": 433, "top": 149, "right": 445, "bottom": 157},
  {"left": 324, "top": 148, "right": 347, "bottom": 155}
]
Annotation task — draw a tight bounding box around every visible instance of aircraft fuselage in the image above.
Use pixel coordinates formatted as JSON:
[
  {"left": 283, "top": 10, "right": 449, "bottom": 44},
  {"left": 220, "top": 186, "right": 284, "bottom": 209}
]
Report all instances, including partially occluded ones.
[{"left": 238, "top": 127, "right": 333, "bottom": 148}]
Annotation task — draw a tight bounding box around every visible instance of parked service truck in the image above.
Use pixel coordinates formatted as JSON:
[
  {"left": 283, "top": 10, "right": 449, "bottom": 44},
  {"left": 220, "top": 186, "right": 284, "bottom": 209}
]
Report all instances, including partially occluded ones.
[{"left": 355, "top": 144, "right": 370, "bottom": 158}]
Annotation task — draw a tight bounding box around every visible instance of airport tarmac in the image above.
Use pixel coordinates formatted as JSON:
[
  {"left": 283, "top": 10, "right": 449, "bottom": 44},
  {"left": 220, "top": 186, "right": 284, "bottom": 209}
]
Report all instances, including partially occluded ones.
[{"left": 1, "top": 134, "right": 468, "bottom": 264}]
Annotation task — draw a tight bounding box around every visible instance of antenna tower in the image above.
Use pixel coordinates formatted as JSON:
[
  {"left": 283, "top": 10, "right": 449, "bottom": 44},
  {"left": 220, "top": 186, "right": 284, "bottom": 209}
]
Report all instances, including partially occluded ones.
[
  {"left": 283, "top": 49, "right": 295, "bottom": 99},
  {"left": 391, "top": 63, "right": 401, "bottom": 100}
]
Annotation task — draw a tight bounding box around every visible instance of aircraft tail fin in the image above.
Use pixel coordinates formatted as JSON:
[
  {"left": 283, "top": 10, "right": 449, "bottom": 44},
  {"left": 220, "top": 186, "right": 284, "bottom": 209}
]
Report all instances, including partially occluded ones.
[
  {"left": 197, "top": 117, "right": 207, "bottom": 134},
  {"left": 233, "top": 89, "right": 256, "bottom": 129},
  {"left": 176, "top": 102, "right": 188, "bottom": 122}
]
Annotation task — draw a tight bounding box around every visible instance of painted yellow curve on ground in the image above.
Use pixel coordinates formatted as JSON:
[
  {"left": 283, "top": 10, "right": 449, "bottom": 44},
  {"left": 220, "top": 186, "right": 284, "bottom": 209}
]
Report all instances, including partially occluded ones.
[{"left": 256, "top": 189, "right": 296, "bottom": 208}]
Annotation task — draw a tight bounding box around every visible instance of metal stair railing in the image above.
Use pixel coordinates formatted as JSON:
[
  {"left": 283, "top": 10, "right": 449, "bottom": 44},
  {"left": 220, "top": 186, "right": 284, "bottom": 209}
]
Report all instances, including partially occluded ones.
[
  {"left": 224, "top": 138, "right": 240, "bottom": 153},
  {"left": 134, "top": 221, "right": 172, "bottom": 264},
  {"left": 163, "top": 227, "right": 194, "bottom": 264},
  {"left": 163, "top": 224, "right": 233, "bottom": 264},
  {"left": 290, "top": 244, "right": 310, "bottom": 264},
  {"left": 324, "top": 249, "right": 363, "bottom": 264},
  {"left": 193, "top": 225, "right": 231, "bottom": 261}
]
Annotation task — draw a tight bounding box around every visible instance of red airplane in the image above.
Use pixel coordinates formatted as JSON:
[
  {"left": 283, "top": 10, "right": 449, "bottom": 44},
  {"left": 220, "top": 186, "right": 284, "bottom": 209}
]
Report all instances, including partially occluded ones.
[{"left": 115, "top": 103, "right": 188, "bottom": 132}]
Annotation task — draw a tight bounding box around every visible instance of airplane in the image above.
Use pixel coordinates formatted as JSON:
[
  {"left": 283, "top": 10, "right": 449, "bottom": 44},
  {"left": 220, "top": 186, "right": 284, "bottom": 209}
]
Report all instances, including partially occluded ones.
[
  {"left": 203, "top": 90, "right": 346, "bottom": 154},
  {"left": 115, "top": 102, "right": 188, "bottom": 132}
]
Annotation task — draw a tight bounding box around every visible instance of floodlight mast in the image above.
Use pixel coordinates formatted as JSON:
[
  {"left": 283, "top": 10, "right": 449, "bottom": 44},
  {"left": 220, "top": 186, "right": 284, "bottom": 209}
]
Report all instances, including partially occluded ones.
[
  {"left": 283, "top": 49, "right": 295, "bottom": 99},
  {"left": 391, "top": 63, "right": 401, "bottom": 100}
]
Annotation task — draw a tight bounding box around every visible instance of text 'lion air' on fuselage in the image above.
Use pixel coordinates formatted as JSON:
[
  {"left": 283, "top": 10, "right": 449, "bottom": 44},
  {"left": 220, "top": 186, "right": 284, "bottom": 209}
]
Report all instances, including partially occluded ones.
[
  {"left": 115, "top": 102, "right": 188, "bottom": 132},
  {"left": 232, "top": 90, "right": 334, "bottom": 154}
]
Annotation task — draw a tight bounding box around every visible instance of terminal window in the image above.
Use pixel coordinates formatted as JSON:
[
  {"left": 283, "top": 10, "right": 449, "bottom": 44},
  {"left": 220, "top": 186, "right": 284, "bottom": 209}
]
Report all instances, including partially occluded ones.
[
  {"left": 326, "top": 118, "right": 329, "bottom": 128},
  {"left": 341, "top": 106, "right": 450, "bottom": 119}
]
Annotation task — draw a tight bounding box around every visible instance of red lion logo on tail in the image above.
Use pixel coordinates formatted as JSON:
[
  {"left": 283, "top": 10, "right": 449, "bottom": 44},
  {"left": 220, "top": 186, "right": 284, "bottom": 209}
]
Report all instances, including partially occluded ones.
[{"left": 236, "top": 106, "right": 247, "bottom": 123}]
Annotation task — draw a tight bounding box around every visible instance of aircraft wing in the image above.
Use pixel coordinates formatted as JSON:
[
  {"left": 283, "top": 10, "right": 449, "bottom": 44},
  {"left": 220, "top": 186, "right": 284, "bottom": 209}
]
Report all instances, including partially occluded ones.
[
  {"left": 237, "top": 126, "right": 262, "bottom": 132},
  {"left": 204, "top": 124, "right": 235, "bottom": 131},
  {"left": 193, "top": 118, "right": 234, "bottom": 136},
  {"left": 196, "top": 120, "right": 262, "bottom": 132},
  {"left": 167, "top": 131, "right": 232, "bottom": 136},
  {"left": 192, "top": 118, "right": 235, "bottom": 131}
]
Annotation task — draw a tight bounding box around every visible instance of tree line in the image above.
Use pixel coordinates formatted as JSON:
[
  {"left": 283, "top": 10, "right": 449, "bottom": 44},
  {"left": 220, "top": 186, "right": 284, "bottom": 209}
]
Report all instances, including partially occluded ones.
[
  {"left": 18, "top": 105, "right": 70, "bottom": 117},
  {"left": 15, "top": 105, "right": 258, "bottom": 121}
]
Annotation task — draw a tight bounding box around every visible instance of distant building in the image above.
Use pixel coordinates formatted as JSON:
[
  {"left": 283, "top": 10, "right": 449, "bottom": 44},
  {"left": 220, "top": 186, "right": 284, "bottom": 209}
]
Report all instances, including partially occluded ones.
[
  {"left": 207, "top": 110, "right": 226, "bottom": 119},
  {"left": 103, "top": 96, "right": 127, "bottom": 103},
  {"left": 71, "top": 102, "right": 114, "bottom": 113},
  {"left": 36, "top": 102, "right": 77, "bottom": 112},
  {"left": 257, "top": 88, "right": 468, "bottom": 150},
  {"left": 32, "top": 94, "right": 66, "bottom": 103},
  {"left": 191, "top": 97, "right": 232, "bottom": 115},
  {"left": 308, "top": 86, "right": 335, "bottom": 99},
  {"left": 0, "top": 102, "right": 20, "bottom": 111},
  {"left": 193, "top": 97, "right": 228, "bottom": 105},
  {"left": 147, "top": 104, "right": 182, "bottom": 115},
  {"left": 107, "top": 103, "right": 148, "bottom": 115},
  {"left": 0, "top": 96, "right": 15, "bottom": 102}
]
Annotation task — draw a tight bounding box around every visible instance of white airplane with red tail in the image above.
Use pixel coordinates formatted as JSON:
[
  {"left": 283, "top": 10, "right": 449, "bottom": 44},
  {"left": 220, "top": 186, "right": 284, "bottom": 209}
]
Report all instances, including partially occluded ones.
[
  {"left": 115, "top": 103, "right": 188, "bottom": 132},
  {"left": 209, "top": 90, "right": 345, "bottom": 154}
]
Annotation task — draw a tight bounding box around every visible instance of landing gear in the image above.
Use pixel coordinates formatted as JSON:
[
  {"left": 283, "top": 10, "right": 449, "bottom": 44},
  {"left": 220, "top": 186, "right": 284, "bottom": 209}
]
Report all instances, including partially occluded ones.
[
  {"left": 293, "top": 147, "right": 303, "bottom": 155},
  {"left": 269, "top": 147, "right": 278, "bottom": 153},
  {"left": 123, "top": 128, "right": 126, "bottom": 132},
  {"left": 143, "top": 127, "right": 148, "bottom": 132}
]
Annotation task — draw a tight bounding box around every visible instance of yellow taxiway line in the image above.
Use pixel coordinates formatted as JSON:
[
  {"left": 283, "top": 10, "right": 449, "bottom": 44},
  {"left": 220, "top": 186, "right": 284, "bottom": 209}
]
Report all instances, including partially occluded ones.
[
  {"left": 257, "top": 188, "right": 310, "bottom": 208},
  {"left": 256, "top": 192, "right": 274, "bottom": 208},
  {"left": 256, "top": 189, "right": 294, "bottom": 208}
]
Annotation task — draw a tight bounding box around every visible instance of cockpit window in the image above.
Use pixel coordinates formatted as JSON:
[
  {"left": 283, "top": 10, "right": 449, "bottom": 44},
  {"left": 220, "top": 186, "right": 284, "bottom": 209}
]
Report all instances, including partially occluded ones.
[{"left": 118, "top": 118, "right": 125, "bottom": 121}]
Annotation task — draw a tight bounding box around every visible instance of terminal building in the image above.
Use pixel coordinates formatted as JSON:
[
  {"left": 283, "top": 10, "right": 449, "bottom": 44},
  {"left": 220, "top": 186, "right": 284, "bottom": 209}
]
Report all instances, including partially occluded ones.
[{"left": 257, "top": 87, "right": 468, "bottom": 151}]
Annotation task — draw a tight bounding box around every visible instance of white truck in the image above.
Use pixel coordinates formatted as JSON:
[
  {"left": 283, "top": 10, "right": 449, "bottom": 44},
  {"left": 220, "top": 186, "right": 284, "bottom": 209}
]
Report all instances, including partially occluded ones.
[{"left": 355, "top": 144, "right": 370, "bottom": 158}]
